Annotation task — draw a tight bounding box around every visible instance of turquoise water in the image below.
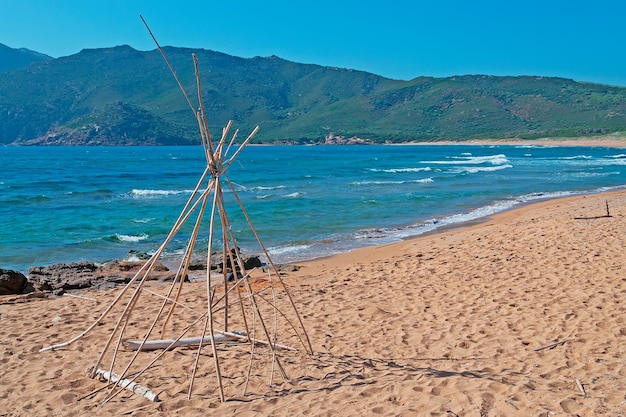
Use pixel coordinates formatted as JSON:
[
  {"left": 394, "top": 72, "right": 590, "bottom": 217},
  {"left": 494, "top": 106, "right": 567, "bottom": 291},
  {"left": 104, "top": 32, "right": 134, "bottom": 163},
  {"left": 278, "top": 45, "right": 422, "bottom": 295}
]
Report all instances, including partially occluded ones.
[{"left": 1, "top": 144, "right": 626, "bottom": 273}]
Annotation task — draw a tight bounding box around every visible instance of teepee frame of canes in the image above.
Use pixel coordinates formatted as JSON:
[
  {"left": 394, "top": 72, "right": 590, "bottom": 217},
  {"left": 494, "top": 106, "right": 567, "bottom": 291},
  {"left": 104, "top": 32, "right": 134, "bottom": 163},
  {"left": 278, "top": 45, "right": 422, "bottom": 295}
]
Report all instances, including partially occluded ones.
[{"left": 39, "top": 18, "right": 313, "bottom": 403}]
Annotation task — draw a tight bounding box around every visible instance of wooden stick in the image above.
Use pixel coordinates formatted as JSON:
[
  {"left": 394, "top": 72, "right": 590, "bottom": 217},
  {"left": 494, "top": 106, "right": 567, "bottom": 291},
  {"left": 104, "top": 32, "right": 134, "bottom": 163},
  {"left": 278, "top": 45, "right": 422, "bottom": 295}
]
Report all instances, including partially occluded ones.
[
  {"left": 505, "top": 400, "right": 519, "bottom": 410},
  {"left": 140, "top": 15, "right": 196, "bottom": 116},
  {"left": 95, "top": 369, "right": 159, "bottom": 402},
  {"left": 217, "top": 329, "right": 297, "bottom": 351},
  {"left": 575, "top": 379, "right": 586, "bottom": 397},
  {"left": 532, "top": 339, "right": 570, "bottom": 352},
  {"left": 119, "top": 404, "right": 152, "bottom": 415},
  {"left": 63, "top": 293, "right": 98, "bottom": 302},
  {"left": 123, "top": 334, "right": 240, "bottom": 351}
]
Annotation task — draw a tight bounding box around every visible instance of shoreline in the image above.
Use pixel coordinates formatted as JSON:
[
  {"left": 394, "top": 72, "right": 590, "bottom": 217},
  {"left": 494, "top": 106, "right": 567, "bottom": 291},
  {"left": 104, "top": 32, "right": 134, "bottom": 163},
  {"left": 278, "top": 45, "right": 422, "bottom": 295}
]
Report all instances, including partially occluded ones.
[
  {"left": 292, "top": 187, "right": 626, "bottom": 270},
  {"left": 286, "top": 185, "right": 626, "bottom": 267},
  {"left": 402, "top": 135, "right": 626, "bottom": 148}
]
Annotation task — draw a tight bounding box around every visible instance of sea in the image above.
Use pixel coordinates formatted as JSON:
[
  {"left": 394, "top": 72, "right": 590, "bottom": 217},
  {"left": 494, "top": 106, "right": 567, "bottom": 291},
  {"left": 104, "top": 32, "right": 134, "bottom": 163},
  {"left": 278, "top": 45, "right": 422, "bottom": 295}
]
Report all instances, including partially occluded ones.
[{"left": 2, "top": 144, "right": 626, "bottom": 274}]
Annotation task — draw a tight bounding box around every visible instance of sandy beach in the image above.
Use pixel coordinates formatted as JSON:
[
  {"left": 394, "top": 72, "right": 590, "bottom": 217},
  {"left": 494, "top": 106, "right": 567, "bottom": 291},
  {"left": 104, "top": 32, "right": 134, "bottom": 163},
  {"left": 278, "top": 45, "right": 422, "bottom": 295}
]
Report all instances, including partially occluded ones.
[
  {"left": 2, "top": 188, "right": 626, "bottom": 416},
  {"left": 408, "top": 135, "right": 626, "bottom": 148}
]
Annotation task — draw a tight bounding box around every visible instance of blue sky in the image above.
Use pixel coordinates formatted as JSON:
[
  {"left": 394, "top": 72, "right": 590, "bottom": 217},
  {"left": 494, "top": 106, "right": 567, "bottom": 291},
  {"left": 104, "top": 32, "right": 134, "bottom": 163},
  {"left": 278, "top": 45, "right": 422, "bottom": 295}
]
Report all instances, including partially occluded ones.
[{"left": 2, "top": 0, "right": 625, "bottom": 86}]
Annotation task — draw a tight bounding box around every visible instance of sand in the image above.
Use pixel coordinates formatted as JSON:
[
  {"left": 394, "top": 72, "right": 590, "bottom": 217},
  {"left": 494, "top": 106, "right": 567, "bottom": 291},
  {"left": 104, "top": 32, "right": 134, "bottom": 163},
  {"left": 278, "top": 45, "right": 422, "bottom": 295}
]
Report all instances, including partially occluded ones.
[
  {"left": 2, "top": 189, "right": 626, "bottom": 416},
  {"left": 408, "top": 135, "right": 626, "bottom": 148}
]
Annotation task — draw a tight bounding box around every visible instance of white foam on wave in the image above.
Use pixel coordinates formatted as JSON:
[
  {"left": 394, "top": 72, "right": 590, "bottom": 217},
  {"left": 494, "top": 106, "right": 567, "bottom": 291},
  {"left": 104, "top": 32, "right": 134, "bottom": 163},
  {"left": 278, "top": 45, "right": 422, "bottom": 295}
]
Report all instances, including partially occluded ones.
[
  {"left": 570, "top": 171, "right": 619, "bottom": 178},
  {"left": 368, "top": 167, "right": 432, "bottom": 173},
  {"left": 115, "top": 233, "right": 149, "bottom": 243},
  {"left": 422, "top": 154, "right": 509, "bottom": 165},
  {"left": 599, "top": 157, "right": 626, "bottom": 166},
  {"left": 251, "top": 185, "right": 286, "bottom": 191},
  {"left": 131, "top": 189, "right": 193, "bottom": 197},
  {"left": 267, "top": 243, "right": 312, "bottom": 256},
  {"left": 560, "top": 155, "right": 593, "bottom": 160},
  {"left": 358, "top": 190, "right": 581, "bottom": 244},
  {"left": 351, "top": 178, "right": 434, "bottom": 186},
  {"left": 133, "top": 218, "right": 155, "bottom": 223},
  {"left": 284, "top": 192, "right": 305, "bottom": 198},
  {"left": 450, "top": 164, "right": 513, "bottom": 174}
]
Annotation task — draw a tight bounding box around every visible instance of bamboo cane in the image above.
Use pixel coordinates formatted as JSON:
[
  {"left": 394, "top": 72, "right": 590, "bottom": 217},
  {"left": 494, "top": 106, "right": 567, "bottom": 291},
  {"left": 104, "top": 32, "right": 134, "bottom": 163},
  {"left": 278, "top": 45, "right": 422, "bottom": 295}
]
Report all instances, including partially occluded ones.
[
  {"left": 188, "top": 177, "right": 224, "bottom": 401},
  {"left": 124, "top": 333, "right": 240, "bottom": 351},
  {"left": 95, "top": 369, "right": 159, "bottom": 402}
]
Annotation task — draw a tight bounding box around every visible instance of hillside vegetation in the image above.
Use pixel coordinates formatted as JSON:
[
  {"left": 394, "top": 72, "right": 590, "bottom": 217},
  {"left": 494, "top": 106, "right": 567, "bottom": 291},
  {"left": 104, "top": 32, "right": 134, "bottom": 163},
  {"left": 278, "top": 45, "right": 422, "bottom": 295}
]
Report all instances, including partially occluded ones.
[
  {"left": 0, "top": 45, "right": 625, "bottom": 145},
  {"left": 0, "top": 43, "right": 52, "bottom": 73}
]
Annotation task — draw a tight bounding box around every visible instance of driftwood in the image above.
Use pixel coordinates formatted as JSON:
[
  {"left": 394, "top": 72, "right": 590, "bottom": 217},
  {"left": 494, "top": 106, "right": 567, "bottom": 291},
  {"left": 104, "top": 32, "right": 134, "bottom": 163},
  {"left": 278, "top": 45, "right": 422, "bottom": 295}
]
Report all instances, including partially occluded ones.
[
  {"left": 95, "top": 369, "right": 159, "bottom": 402},
  {"left": 532, "top": 339, "right": 570, "bottom": 352},
  {"left": 123, "top": 333, "right": 240, "bottom": 351},
  {"left": 574, "top": 199, "right": 612, "bottom": 219},
  {"left": 575, "top": 378, "right": 586, "bottom": 397}
]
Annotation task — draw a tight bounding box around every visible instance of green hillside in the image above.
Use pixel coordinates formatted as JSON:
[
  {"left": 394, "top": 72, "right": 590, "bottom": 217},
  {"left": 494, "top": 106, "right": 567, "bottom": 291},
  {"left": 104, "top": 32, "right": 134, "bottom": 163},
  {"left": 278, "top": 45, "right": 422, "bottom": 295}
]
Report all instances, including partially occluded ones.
[
  {"left": 0, "top": 43, "right": 52, "bottom": 73},
  {"left": 0, "top": 45, "right": 625, "bottom": 145}
]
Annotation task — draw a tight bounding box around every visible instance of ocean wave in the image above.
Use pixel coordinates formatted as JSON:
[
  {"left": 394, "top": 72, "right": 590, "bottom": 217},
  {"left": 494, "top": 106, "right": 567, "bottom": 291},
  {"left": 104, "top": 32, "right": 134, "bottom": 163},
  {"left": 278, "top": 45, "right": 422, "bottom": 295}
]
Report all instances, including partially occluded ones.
[
  {"left": 114, "top": 233, "right": 149, "bottom": 243},
  {"left": 284, "top": 192, "right": 306, "bottom": 198},
  {"left": 599, "top": 158, "right": 626, "bottom": 166},
  {"left": 368, "top": 167, "right": 432, "bottom": 173},
  {"left": 133, "top": 218, "right": 155, "bottom": 223},
  {"left": 560, "top": 155, "right": 593, "bottom": 160},
  {"left": 130, "top": 189, "right": 194, "bottom": 197},
  {"left": 450, "top": 164, "right": 513, "bottom": 174},
  {"left": 351, "top": 178, "right": 434, "bottom": 186},
  {"left": 607, "top": 154, "right": 626, "bottom": 159},
  {"left": 422, "top": 154, "right": 509, "bottom": 165},
  {"left": 569, "top": 171, "right": 620, "bottom": 178},
  {"left": 250, "top": 185, "right": 286, "bottom": 191},
  {"left": 349, "top": 190, "right": 582, "bottom": 244},
  {"left": 267, "top": 243, "right": 312, "bottom": 256}
]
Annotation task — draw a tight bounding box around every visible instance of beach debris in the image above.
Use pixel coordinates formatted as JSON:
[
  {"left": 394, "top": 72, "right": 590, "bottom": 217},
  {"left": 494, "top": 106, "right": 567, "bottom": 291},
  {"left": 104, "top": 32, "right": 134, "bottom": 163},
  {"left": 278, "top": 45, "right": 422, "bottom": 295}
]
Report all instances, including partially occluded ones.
[
  {"left": 123, "top": 333, "right": 242, "bottom": 351},
  {"left": 94, "top": 369, "right": 159, "bottom": 402},
  {"left": 575, "top": 378, "right": 587, "bottom": 397},
  {"left": 505, "top": 399, "right": 520, "bottom": 410},
  {"left": 63, "top": 292, "right": 98, "bottom": 302},
  {"left": 532, "top": 339, "right": 570, "bottom": 352},
  {"left": 574, "top": 199, "right": 612, "bottom": 219}
]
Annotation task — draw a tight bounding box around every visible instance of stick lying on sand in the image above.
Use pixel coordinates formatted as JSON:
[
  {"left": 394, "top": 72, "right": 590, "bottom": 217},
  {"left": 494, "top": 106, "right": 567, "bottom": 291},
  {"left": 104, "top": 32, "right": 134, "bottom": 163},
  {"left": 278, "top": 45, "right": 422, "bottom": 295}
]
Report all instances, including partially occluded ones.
[
  {"left": 123, "top": 330, "right": 298, "bottom": 352},
  {"left": 532, "top": 339, "right": 570, "bottom": 352},
  {"left": 123, "top": 334, "right": 241, "bottom": 351},
  {"left": 94, "top": 369, "right": 159, "bottom": 402}
]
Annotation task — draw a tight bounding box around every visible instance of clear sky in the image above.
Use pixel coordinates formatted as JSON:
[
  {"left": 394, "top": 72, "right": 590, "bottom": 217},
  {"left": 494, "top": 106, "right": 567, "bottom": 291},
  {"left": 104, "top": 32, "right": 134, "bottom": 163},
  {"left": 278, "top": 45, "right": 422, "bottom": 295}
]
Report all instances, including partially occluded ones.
[{"left": 2, "top": 0, "right": 625, "bottom": 86}]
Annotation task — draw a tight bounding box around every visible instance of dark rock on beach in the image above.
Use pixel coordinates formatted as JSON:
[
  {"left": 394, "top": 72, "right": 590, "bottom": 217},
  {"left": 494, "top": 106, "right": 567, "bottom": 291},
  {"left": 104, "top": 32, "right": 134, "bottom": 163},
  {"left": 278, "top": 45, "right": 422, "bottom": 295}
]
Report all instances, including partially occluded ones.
[
  {"left": 28, "top": 260, "right": 180, "bottom": 292},
  {"left": 188, "top": 249, "right": 263, "bottom": 273},
  {"left": 0, "top": 269, "right": 28, "bottom": 295}
]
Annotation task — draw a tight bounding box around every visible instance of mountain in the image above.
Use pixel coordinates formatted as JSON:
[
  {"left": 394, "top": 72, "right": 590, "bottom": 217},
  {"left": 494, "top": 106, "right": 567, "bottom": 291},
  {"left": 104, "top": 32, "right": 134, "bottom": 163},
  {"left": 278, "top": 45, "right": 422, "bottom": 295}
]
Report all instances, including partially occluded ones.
[
  {"left": 0, "top": 45, "right": 625, "bottom": 145},
  {"left": 0, "top": 43, "right": 52, "bottom": 73}
]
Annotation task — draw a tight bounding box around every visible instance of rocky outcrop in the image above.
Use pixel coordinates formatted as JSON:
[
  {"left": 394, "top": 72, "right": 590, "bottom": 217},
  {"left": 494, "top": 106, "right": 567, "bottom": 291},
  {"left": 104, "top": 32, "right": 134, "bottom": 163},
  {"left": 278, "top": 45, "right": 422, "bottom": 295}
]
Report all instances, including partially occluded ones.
[
  {"left": 188, "top": 249, "right": 263, "bottom": 272},
  {"left": 0, "top": 269, "right": 28, "bottom": 295},
  {"left": 28, "top": 260, "right": 180, "bottom": 294}
]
